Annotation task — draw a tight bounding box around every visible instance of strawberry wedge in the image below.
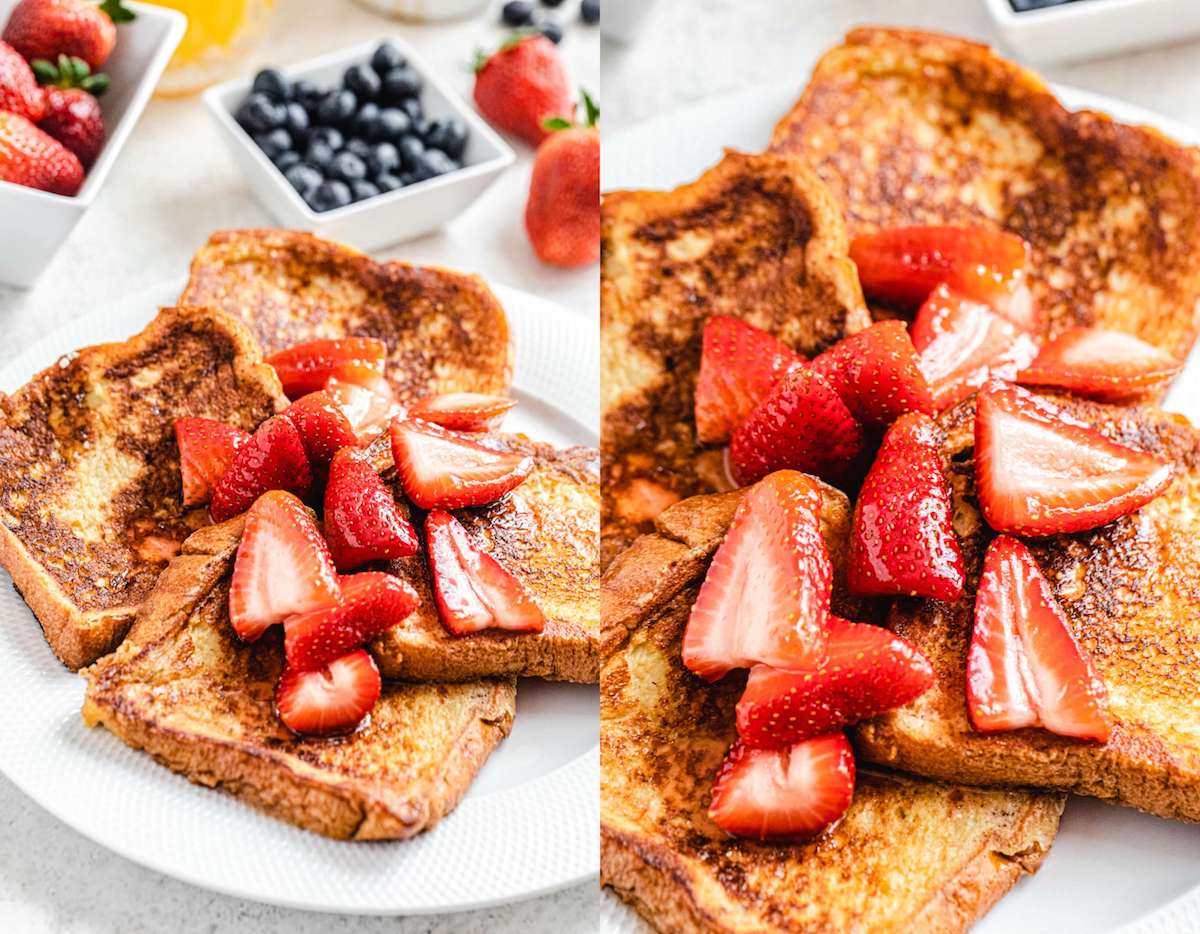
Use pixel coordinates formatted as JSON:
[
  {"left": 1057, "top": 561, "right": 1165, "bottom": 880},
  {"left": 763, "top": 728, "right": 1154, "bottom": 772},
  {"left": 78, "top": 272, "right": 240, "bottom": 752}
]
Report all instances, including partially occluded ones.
[
  {"left": 708, "top": 735, "right": 856, "bottom": 841},
  {"left": 409, "top": 392, "right": 517, "bottom": 433},
  {"left": 276, "top": 649, "right": 381, "bottom": 737},
  {"left": 967, "top": 535, "right": 1112, "bottom": 741},
  {"left": 266, "top": 337, "right": 387, "bottom": 400},
  {"left": 174, "top": 417, "right": 249, "bottom": 507},
  {"left": 281, "top": 391, "right": 358, "bottom": 466},
  {"left": 323, "top": 447, "right": 419, "bottom": 571},
  {"left": 209, "top": 415, "right": 313, "bottom": 523},
  {"left": 911, "top": 285, "right": 1038, "bottom": 410},
  {"left": 736, "top": 619, "right": 934, "bottom": 748},
  {"left": 975, "top": 381, "right": 1172, "bottom": 535},
  {"left": 325, "top": 376, "right": 405, "bottom": 445},
  {"left": 390, "top": 418, "right": 533, "bottom": 510},
  {"left": 1016, "top": 327, "right": 1182, "bottom": 402},
  {"left": 694, "top": 315, "right": 803, "bottom": 444},
  {"left": 682, "top": 471, "right": 831, "bottom": 680}
]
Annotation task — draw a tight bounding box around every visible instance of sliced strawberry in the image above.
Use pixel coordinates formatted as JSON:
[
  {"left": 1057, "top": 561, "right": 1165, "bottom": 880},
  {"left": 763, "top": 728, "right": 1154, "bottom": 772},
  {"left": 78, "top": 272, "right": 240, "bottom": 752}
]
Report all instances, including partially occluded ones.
[
  {"left": 1016, "top": 327, "right": 1182, "bottom": 402},
  {"left": 323, "top": 447, "right": 419, "bottom": 571},
  {"left": 209, "top": 415, "right": 313, "bottom": 522},
  {"left": 708, "top": 735, "right": 855, "bottom": 841},
  {"left": 409, "top": 392, "right": 517, "bottom": 433},
  {"left": 682, "top": 471, "right": 831, "bottom": 680},
  {"left": 848, "top": 412, "right": 965, "bottom": 601},
  {"left": 728, "top": 367, "right": 866, "bottom": 487},
  {"left": 967, "top": 535, "right": 1111, "bottom": 741},
  {"left": 281, "top": 391, "right": 358, "bottom": 465},
  {"left": 974, "top": 381, "right": 1172, "bottom": 535},
  {"left": 736, "top": 619, "right": 934, "bottom": 748},
  {"left": 265, "top": 338, "right": 387, "bottom": 400},
  {"left": 390, "top": 418, "right": 533, "bottom": 510},
  {"left": 228, "top": 490, "right": 340, "bottom": 642},
  {"left": 174, "top": 417, "right": 250, "bottom": 507},
  {"left": 426, "top": 509, "right": 545, "bottom": 635},
  {"left": 810, "top": 320, "right": 933, "bottom": 429},
  {"left": 276, "top": 649, "right": 381, "bottom": 737},
  {"left": 911, "top": 285, "right": 1039, "bottom": 410},
  {"left": 694, "top": 315, "right": 803, "bottom": 445},
  {"left": 325, "top": 376, "right": 405, "bottom": 445},
  {"left": 284, "top": 571, "right": 419, "bottom": 671}
]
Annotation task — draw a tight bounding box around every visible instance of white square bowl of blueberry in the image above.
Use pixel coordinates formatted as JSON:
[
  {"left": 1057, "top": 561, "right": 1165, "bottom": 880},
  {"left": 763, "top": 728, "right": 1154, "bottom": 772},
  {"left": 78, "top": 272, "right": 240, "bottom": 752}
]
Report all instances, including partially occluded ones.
[{"left": 204, "top": 37, "right": 515, "bottom": 251}]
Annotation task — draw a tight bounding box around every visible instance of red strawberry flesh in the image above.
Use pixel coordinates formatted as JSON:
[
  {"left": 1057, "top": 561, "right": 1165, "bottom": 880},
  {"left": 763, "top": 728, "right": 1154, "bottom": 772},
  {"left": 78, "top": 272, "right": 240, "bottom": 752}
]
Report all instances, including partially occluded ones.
[
  {"left": 174, "top": 417, "right": 249, "bottom": 507},
  {"left": 1016, "top": 327, "right": 1182, "bottom": 401},
  {"left": 266, "top": 338, "right": 387, "bottom": 400},
  {"left": 276, "top": 648, "right": 381, "bottom": 737},
  {"left": 409, "top": 392, "right": 517, "bottom": 433},
  {"left": 282, "top": 390, "right": 358, "bottom": 465},
  {"left": 390, "top": 418, "right": 533, "bottom": 510},
  {"left": 323, "top": 447, "right": 419, "bottom": 571},
  {"left": 209, "top": 415, "right": 313, "bottom": 522}
]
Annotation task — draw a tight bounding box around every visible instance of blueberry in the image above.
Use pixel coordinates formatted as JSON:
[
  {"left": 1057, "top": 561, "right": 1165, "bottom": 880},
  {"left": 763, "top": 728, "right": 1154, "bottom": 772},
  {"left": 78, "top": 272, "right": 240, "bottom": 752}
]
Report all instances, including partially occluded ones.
[
  {"left": 382, "top": 66, "right": 422, "bottom": 102},
  {"left": 502, "top": 1, "right": 534, "bottom": 25},
  {"left": 423, "top": 117, "right": 468, "bottom": 159},
  {"left": 367, "top": 141, "right": 401, "bottom": 177},
  {"left": 344, "top": 137, "right": 372, "bottom": 159},
  {"left": 316, "top": 89, "right": 357, "bottom": 128},
  {"left": 375, "top": 172, "right": 404, "bottom": 193},
  {"left": 541, "top": 0, "right": 565, "bottom": 6},
  {"left": 284, "top": 101, "right": 309, "bottom": 137},
  {"left": 537, "top": 20, "right": 563, "bottom": 43},
  {"left": 238, "top": 92, "right": 285, "bottom": 133},
  {"left": 330, "top": 150, "right": 368, "bottom": 183},
  {"left": 344, "top": 63, "right": 381, "bottom": 101},
  {"left": 255, "top": 127, "right": 293, "bottom": 160},
  {"left": 309, "top": 179, "right": 352, "bottom": 212},
  {"left": 353, "top": 101, "right": 380, "bottom": 138},
  {"left": 412, "top": 148, "right": 457, "bottom": 181},
  {"left": 374, "top": 107, "right": 411, "bottom": 142},
  {"left": 292, "top": 79, "right": 323, "bottom": 109},
  {"left": 252, "top": 68, "right": 290, "bottom": 100},
  {"left": 350, "top": 179, "right": 381, "bottom": 202},
  {"left": 304, "top": 138, "right": 337, "bottom": 172},
  {"left": 371, "top": 41, "right": 406, "bottom": 76},
  {"left": 285, "top": 162, "right": 323, "bottom": 197},
  {"left": 399, "top": 97, "right": 423, "bottom": 122},
  {"left": 309, "top": 126, "right": 344, "bottom": 151},
  {"left": 581, "top": 0, "right": 599, "bottom": 25},
  {"left": 397, "top": 134, "right": 425, "bottom": 169},
  {"left": 274, "top": 149, "right": 302, "bottom": 171},
  {"left": 399, "top": 172, "right": 417, "bottom": 186}
]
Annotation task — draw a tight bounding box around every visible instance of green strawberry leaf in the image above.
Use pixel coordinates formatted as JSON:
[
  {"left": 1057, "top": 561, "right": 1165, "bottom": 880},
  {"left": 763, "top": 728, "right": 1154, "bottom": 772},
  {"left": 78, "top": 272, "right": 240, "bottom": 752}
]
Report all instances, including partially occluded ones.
[
  {"left": 100, "top": 0, "right": 136, "bottom": 24},
  {"left": 580, "top": 88, "right": 599, "bottom": 128},
  {"left": 542, "top": 116, "right": 573, "bottom": 131}
]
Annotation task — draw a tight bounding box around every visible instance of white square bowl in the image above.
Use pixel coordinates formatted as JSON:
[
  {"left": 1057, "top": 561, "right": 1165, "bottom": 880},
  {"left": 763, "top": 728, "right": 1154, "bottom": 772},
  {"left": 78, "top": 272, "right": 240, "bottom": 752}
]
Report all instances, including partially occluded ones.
[
  {"left": 0, "top": 0, "right": 185, "bottom": 288},
  {"left": 203, "top": 36, "right": 516, "bottom": 252}
]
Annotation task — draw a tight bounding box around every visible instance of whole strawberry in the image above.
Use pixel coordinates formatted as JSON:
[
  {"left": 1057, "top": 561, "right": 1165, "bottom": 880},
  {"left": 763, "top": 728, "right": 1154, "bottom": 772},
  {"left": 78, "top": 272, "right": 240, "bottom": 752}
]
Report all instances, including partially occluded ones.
[
  {"left": 0, "top": 110, "right": 83, "bottom": 195},
  {"left": 35, "top": 54, "right": 107, "bottom": 167},
  {"left": 525, "top": 90, "right": 599, "bottom": 268},
  {"left": 473, "top": 33, "right": 571, "bottom": 147},
  {"left": 0, "top": 40, "right": 44, "bottom": 121},
  {"left": 3, "top": 0, "right": 133, "bottom": 72}
]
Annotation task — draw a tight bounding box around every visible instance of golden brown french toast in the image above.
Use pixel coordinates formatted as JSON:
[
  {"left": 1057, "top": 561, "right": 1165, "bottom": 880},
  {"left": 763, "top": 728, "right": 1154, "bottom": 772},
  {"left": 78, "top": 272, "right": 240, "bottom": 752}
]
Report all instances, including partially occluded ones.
[
  {"left": 856, "top": 395, "right": 1200, "bottom": 822},
  {"left": 180, "top": 229, "right": 514, "bottom": 404},
  {"left": 602, "top": 486, "right": 1064, "bottom": 933},
  {"left": 600, "top": 150, "right": 871, "bottom": 565},
  {"left": 0, "top": 306, "right": 285, "bottom": 671},
  {"left": 82, "top": 517, "right": 516, "bottom": 841},
  {"left": 770, "top": 27, "right": 1200, "bottom": 361}
]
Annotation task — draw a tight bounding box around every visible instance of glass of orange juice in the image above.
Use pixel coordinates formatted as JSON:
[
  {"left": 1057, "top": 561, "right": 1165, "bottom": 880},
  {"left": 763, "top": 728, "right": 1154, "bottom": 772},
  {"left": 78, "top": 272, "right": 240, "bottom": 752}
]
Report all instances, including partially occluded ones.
[{"left": 151, "top": 0, "right": 276, "bottom": 96}]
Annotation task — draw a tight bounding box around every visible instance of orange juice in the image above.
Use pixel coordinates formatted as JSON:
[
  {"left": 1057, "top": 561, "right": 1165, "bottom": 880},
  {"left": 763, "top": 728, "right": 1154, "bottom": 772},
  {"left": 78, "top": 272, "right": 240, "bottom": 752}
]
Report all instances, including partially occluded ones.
[{"left": 151, "top": 0, "right": 275, "bottom": 96}]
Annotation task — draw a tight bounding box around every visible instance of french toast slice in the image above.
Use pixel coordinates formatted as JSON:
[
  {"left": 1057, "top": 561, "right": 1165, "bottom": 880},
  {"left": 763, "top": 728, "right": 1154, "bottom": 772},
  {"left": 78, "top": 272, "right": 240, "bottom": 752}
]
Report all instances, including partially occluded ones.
[
  {"left": 600, "top": 150, "right": 871, "bottom": 565},
  {"left": 82, "top": 517, "right": 516, "bottom": 841},
  {"left": 602, "top": 485, "right": 1064, "bottom": 933},
  {"left": 770, "top": 27, "right": 1200, "bottom": 363},
  {"left": 180, "top": 229, "right": 513, "bottom": 404},
  {"left": 0, "top": 306, "right": 285, "bottom": 671},
  {"left": 855, "top": 395, "right": 1200, "bottom": 823}
]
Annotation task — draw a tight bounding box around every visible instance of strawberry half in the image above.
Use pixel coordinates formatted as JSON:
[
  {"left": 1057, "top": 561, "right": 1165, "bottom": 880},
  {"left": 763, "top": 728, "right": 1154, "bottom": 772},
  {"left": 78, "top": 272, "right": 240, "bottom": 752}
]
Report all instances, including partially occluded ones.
[
  {"left": 967, "top": 535, "right": 1112, "bottom": 741},
  {"left": 390, "top": 418, "right": 533, "bottom": 510},
  {"left": 276, "top": 648, "right": 381, "bottom": 737},
  {"left": 209, "top": 415, "right": 313, "bottom": 522},
  {"left": 265, "top": 338, "right": 387, "bottom": 400},
  {"left": 728, "top": 367, "right": 866, "bottom": 487},
  {"left": 323, "top": 447, "right": 419, "bottom": 571},
  {"left": 284, "top": 571, "right": 419, "bottom": 671},
  {"left": 409, "top": 392, "right": 517, "bottom": 433},
  {"left": 228, "top": 491, "right": 340, "bottom": 642},
  {"left": 325, "top": 375, "right": 404, "bottom": 445},
  {"left": 1016, "top": 327, "right": 1182, "bottom": 402},
  {"left": 736, "top": 619, "right": 934, "bottom": 748},
  {"left": 848, "top": 412, "right": 965, "bottom": 601},
  {"left": 174, "top": 417, "right": 249, "bottom": 507},
  {"left": 911, "top": 285, "right": 1039, "bottom": 410},
  {"left": 281, "top": 390, "right": 358, "bottom": 465},
  {"left": 682, "top": 471, "right": 831, "bottom": 680},
  {"left": 426, "top": 509, "right": 545, "bottom": 635},
  {"left": 974, "top": 381, "right": 1172, "bottom": 535},
  {"left": 694, "top": 315, "right": 803, "bottom": 445},
  {"left": 810, "top": 320, "right": 933, "bottom": 430},
  {"left": 708, "top": 735, "right": 856, "bottom": 842}
]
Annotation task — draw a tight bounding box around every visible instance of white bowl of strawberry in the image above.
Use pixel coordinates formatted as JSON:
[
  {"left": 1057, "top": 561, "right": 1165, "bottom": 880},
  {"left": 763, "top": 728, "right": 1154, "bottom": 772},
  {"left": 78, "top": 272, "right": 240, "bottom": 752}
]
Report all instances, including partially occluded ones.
[{"left": 0, "top": 0, "right": 184, "bottom": 288}]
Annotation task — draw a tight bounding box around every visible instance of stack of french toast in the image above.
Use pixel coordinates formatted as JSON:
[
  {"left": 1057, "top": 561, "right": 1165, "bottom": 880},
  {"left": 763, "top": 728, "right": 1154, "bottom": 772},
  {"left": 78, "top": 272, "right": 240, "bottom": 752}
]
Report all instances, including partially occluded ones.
[
  {"left": 0, "top": 228, "right": 599, "bottom": 841},
  {"left": 601, "top": 27, "right": 1200, "bottom": 933}
]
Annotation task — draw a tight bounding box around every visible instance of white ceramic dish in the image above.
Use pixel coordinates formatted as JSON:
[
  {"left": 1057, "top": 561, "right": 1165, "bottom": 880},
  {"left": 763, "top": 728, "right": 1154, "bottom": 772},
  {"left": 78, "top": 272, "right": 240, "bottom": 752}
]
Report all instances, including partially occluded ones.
[
  {"left": 0, "top": 0, "right": 184, "bottom": 288},
  {"left": 600, "top": 82, "right": 1200, "bottom": 934},
  {"left": 0, "top": 275, "right": 598, "bottom": 914},
  {"left": 204, "top": 37, "right": 515, "bottom": 252}
]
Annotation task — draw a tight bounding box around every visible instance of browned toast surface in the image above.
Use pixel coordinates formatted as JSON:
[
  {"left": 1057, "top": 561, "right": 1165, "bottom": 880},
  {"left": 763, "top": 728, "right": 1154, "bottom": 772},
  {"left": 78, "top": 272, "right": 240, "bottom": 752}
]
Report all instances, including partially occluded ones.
[
  {"left": 601, "top": 485, "right": 1064, "bottom": 934},
  {"left": 0, "top": 306, "right": 285, "bottom": 670},
  {"left": 856, "top": 395, "right": 1200, "bottom": 822},
  {"left": 82, "top": 517, "right": 516, "bottom": 841},
  {"left": 770, "top": 27, "right": 1200, "bottom": 360},
  {"left": 601, "top": 151, "right": 871, "bottom": 565},
  {"left": 180, "top": 229, "right": 514, "bottom": 404}
]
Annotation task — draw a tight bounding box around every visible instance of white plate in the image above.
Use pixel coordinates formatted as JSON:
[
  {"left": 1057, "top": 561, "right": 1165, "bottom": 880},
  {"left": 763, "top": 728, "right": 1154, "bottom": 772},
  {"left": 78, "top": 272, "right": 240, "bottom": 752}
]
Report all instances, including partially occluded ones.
[
  {"left": 602, "top": 83, "right": 1200, "bottom": 934},
  {"left": 0, "top": 278, "right": 599, "bottom": 915}
]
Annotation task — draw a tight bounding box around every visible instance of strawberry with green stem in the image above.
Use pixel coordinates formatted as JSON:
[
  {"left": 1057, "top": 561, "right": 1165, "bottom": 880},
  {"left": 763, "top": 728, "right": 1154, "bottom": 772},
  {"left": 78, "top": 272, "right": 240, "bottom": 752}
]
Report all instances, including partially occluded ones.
[
  {"left": 525, "top": 89, "right": 599, "bottom": 268},
  {"left": 32, "top": 53, "right": 107, "bottom": 167}
]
